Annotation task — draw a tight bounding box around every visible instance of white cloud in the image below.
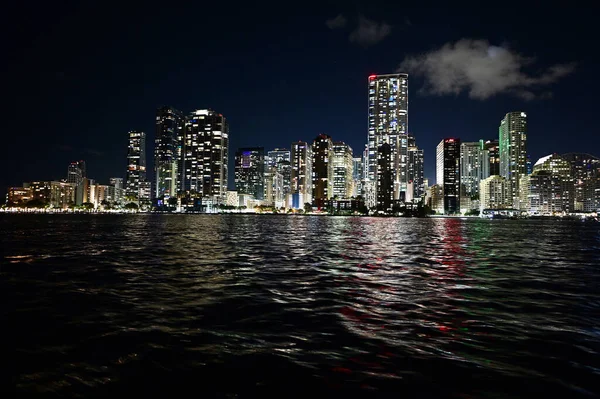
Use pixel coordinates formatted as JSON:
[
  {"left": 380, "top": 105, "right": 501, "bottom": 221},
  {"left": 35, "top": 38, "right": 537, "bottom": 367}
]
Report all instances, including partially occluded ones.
[
  {"left": 326, "top": 14, "right": 347, "bottom": 30},
  {"left": 349, "top": 16, "right": 391, "bottom": 47},
  {"left": 398, "top": 39, "right": 576, "bottom": 100}
]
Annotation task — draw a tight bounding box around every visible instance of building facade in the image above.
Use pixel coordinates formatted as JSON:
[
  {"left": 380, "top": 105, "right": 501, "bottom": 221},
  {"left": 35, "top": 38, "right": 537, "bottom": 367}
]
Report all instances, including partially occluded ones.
[
  {"left": 562, "top": 152, "right": 600, "bottom": 212},
  {"left": 182, "top": 109, "right": 229, "bottom": 203},
  {"left": 376, "top": 142, "right": 394, "bottom": 212},
  {"left": 235, "top": 147, "right": 265, "bottom": 200},
  {"left": 528, "top": 154, "right": 574, "bottom": 214},
  {"left": 368, "top": 73, "right": 409, "bottom": 201},
  {"left": 460, "top": 141, "right": 489, "bottom": 198},
  {"left": 484, "top": 140, "right": 500, "bottom": 176},
  {"left": 499, "top": 112, "right": 527, "bottom": 208},
  {"left": 155, "top": 106, "right": 183, "bottom": 199},
  {"left": 407, "top": 133, "right": 424, "bottom": 202},
  {"left": 436, "top": 138, "right": 461, "bottom": 214},
  {"left": 332, "top": 142, "right": 353, "bottom": 199},
  {"left": 291, "top": 141, "right": 312, "bottom": 208},
  {"left": 125, "top": 131, "right": 147, "bottom": 199},
  {"left": 312, "top": 134, "right": 334, "bottom": 207},
  {"left": 67, "top": 160, "right": 86, "bottom": 185},
  {"left": 267, "top": 149, "right": 292, "bottom": 199},
  {"left": 479, "top": 175, "right": 511, "bottom": 211}
]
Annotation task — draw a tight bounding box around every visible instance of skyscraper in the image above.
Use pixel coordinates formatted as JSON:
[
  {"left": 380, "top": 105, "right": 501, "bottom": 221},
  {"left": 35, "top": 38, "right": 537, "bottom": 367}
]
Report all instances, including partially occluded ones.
[
  {"left": 182, "top": 109, "right": 229, "bottom": 203},
  {"left": 155, "top": 106, "right": 183, "bottom": 199},
  {"left": 562, "top": 152, "right": 600, "bottom": 211},
  {"left": 67, "top": 160, "right": 86, "bottom": 185},
  {"left": 460, "top": 141, "right": 489, "bottom": 197},
  {"left": 332, "top": 142, "right": 353, "bottom": 199},
  {"left": 368, "top": 73, "right": 409, "bottom": 201},
  {"left": 267, "top": 149, "right": 292, "bottom": 199},
  {"left": 499, "top": 112, "right": 528, "bottom": 208},
  {"left": 312, "top": 134, "right": 333, "bottom": 207},
  {"left": 529, "top": 154, "right": 574, "bottom": 214},
  {"left": 352, "top": 156, "right": 363, "bottom": 197},
  {"left": 407, "top": 133, "right": 424, "bottom": 201},
  {"left": 125, "top": 131, "right": 146, "bottom": 199},
  {"left": 68, "top": 160, "right": 86, "bottom": 205},
  {"left": 479, "top": 175, "right": 511, "bottom": 212},
  {"left": 484, "top": 139, "right": 500, "bottom": 176},
  {"left": 376, "top": 143, "right": 393, "bottom": 212},
  {"left": 235, "top": 147, "right": 265, "bottom": 200},
  {"left": 436, "top": 138, "right": 461, "bottom": 214},
  {"left": 291, "top": 141, "right": 312, "bottom": 208}
]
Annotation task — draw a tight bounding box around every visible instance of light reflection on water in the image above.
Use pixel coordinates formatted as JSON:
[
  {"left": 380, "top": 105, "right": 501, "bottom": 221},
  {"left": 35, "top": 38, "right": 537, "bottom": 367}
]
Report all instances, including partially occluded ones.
[{"left": 1, "top": 214, "right": 599, "bottom": 397}]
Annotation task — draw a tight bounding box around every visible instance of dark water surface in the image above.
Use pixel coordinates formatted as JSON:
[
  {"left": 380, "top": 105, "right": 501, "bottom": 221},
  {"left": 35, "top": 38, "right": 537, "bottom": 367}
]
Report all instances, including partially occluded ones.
[{"left": 1, "top": 214, "right": 600, "bottom": 398}]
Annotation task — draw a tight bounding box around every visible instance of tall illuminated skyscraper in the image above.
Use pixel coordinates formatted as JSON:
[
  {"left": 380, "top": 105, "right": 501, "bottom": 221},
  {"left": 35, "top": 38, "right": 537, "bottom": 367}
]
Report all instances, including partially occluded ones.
[
  {"left": 499, "top": 112, "right": 528, "bottom": 208},
  {"left": 407, "top": 133, "right": 424, "bottom": 201},
  {"left": 67, "top": 160, "right": 86, "bottom": 185},
  {"left": 125, "top": 131, "right": 146, "bottom": 199},
  {"left": 367, "top": 73, "right": 409, "bottom": 201},
  {"left": 312, "top": 134, "right": 333, "bottom": 207},
  {"left": 267, "top": 149, "right": 292, "bottom": 198},
  {"left": 436, "top": 138, "right": 461, "bottom": 214},
  {"left": 291, "top": 141, "right": 312, "bottom": 208},
  {"left": 182, "top": 109, "right": 229, "bottom": 203},
  {"left": 460, "top": 141, "right": 489, "bottom": 197},
  {"left": 235, "top": 147, "right": 265, "bottom": 200},
  {"left": 155, "top": 106, "right": 183, "bottom": 199},
  {"left": 484, "top": 139, "right": 500, "bottom": 176},
  {"left": 332, "top": 142, "right": 353, "bottom": 199},
  {"left": 376, "top": 142, "right": 393, "bottom": 212}
]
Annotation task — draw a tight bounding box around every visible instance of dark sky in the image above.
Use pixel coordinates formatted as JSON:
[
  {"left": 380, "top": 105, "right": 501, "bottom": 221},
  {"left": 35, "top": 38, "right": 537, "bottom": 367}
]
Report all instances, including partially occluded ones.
[{"left": 3, "top": 1, "right": 598, "bottom": 198}]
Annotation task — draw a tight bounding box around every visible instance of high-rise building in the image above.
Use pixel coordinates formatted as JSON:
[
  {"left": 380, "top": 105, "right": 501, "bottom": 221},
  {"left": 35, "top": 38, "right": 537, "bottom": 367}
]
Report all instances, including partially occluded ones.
[
  {"left": 332, "top": 141, "right": 353, "bottom": 199},
  {"left": 109, "top": 177, "right": 124, "bottom": 204},
  {"left": 562, "top": 153, "right": 600, "bottom": 212},
  {"left": 407, "top": 133, "right": 424, "bottom": 201},
  {"left": 436, "top": 138, "right": 461, "bottom": 214},
  {"left": 267, "top": 149, "right": 292, "bottom": 199},
  {"left": 479, "top": 175, "right": 511, "bottom": 212},
  {"left": 499, "top": 112, "right": 528, "bottom": 208},
  {"left": 367, "top": 73, "right": 409, "bottom": 201},
  {"left": 352, "top": 157, "right": 363, "bottom": 197},
  {"left": 155, "top": 106, "right": 183, "bottom": 199},
  {"left": 376, "top": 142, "right": 394, "bottom": 212},
  {"left": 484, "top": 140, "right": 500, "bottom": 176},
  {"left": 312, "top": 134, "right": 334, "bottom": 207},
  {"left": 460, "top": 141, "right": 489, "bottom": 198},
  {"left": 67, "top": 160, "right": 86, "bottom": 185},
  {"left": 235, "top": 147, "right": 265, "bottom": 200},
  {"left": 528, "top": 154, "right": 574, "bottom": 214},
  {"left": 125, "top": 131, "right": 146, "bottom": 199},
  {"left": 291, "top": 141, "right": 312, "bottom": 208},
  {"left": 427, "top": 184, "right": 444, "bottom": 214},
  {"left": 264, "top": 167, "right": 284, "bottom": 208},
  {"left": 68, "top": 160, "right": 87, "bottom": 205},
  {"left": 526, "top": 155, "right": 533, "bottom": 175},
  {"left": 110, "top": 177, "right": 123, "bottom": 190},
  {"left": 182, "top": 109, "right": 229, "bottom": 203},
  {"left": 49, "top": 181, "right": 76, "bottom": 209},
  {"left": 139, "top": 181, "right": 153, "bottom": 208}
]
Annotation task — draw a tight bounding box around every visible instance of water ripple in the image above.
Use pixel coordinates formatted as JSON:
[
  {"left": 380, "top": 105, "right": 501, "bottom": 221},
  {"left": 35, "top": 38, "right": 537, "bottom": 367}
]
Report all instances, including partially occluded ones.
[{"left": 1, "top": 214, "right": 599, "bottom": 397}]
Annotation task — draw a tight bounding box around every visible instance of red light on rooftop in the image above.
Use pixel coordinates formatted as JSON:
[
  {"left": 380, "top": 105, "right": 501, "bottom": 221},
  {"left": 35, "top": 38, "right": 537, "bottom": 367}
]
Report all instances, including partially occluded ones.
[
  {"left": 369, "top": 75, "right": 377, "bottom": 79},
  {"left": 446, "top": 139, "right": 454, "bottom": 143}
]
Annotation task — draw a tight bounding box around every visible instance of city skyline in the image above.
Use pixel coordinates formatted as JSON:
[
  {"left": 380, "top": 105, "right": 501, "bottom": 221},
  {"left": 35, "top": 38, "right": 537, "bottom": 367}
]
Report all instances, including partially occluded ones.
[{"left": 2, "top": 3, "right": 598, "bottom": 200}]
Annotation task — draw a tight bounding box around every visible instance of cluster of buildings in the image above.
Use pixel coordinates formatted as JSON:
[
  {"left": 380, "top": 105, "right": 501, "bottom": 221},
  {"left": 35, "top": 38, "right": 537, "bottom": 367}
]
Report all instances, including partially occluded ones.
[
  {"left": 5, "top": 72, "right": 600, "bottom": 215},
  {"left": 5, "top": 159, "right": 127, "bottom": 210},
  {"left": 429, "top": 112, "right": 600, "bottom": 215}
]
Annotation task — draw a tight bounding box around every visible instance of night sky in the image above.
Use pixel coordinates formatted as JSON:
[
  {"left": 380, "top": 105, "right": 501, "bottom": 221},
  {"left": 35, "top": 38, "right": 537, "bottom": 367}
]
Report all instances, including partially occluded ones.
[{"left": 3, "top": 1, "right": 598, "bottom": 198}]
